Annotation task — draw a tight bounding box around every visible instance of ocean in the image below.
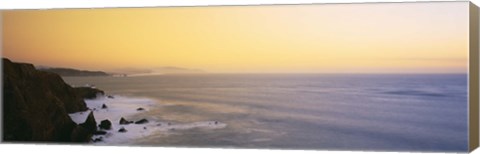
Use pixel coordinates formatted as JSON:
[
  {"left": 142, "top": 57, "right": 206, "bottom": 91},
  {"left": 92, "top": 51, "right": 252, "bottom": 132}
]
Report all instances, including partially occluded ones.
[{"left": 63, "top": 74, "right": 468, "bottom": 152}]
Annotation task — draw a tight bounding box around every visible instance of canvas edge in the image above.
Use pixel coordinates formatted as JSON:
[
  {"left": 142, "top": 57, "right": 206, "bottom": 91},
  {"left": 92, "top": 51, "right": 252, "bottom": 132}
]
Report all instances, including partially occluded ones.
[
  {"left": 0, "top": 1, "right": 477, "bottom": 153},
  {"left": 469, "top": 1, "right": 480, "bottom": 152},
  {"left": 0, "top": 10, "right": 4, "bottom": 143},
  {"left": 0, "top": 1, "right": 469, "bottom": 12}
]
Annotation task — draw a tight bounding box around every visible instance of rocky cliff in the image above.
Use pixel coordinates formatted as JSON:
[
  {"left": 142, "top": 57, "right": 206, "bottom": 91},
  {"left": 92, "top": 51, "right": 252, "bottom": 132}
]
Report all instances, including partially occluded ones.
[
  {"left": 73, "top": 87, "right": 105, "bottom": 100},
  {"left": 3, "top": 58, "right": 101, "bottom": 142}
]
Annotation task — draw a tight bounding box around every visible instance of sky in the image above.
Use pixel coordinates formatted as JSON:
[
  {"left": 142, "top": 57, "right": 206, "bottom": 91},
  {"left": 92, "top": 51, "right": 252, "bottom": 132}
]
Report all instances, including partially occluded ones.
[{"left": 1, "top": 2, "right": 469, "bottom": 74}]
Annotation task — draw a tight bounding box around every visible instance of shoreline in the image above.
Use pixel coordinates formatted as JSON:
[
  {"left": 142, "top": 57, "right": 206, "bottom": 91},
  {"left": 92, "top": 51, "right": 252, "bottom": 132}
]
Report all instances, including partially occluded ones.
[
  {"left": 68, "top": 94, "right": 227, "bottom": 144},
  {"left": 3, "top": 58, "right": 227, "bottom": 144}
]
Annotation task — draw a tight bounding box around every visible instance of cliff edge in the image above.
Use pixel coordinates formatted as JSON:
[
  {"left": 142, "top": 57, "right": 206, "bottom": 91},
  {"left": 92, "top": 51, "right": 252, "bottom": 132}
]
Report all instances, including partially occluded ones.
[{"left": 3, "top": 58, "right": 101, "bottom": 142}]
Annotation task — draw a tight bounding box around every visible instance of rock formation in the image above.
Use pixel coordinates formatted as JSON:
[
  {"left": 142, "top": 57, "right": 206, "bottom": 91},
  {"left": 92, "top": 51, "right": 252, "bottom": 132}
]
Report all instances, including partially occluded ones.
[
  {"left": 2, "top": 58, "right": 99, "bottom": 142},
  {"left": 71, "top": 112, "right": 97, "bottom": 142},
  {"left": 98, "top": 120, "right": 112, "bottom": 130},
  {"left": 73, "top": 87, "right": 105, "bottom": 100},
  {"left": 119, "top": 117, "right": 133, "bottom": 125},
  {"left": 134, "top": 119, "right": 149, "bottom": 124}
]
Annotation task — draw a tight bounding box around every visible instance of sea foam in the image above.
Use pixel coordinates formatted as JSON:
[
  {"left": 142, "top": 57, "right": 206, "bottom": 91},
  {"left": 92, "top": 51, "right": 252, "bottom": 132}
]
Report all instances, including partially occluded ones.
[{"left": 69, "top": 95, "right": 226, "bottom": 144}]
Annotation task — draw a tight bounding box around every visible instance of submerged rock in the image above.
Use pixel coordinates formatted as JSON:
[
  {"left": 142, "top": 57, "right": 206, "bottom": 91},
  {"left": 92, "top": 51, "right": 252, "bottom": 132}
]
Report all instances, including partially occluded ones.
[
  {"left": 98, "top": 120, "right": 112, "bottom": 130},
  {"left": 118, "top": 127, "right": 127, "bottom": 133},
  {"left": 119, "top": 117, "right": 133, "bottom": 125},
  {"left": 107, "top": 95, "right": 114, "bottom": 99},
  {"left": 136, "top": 108, "right": 145, "bottom": 111},
  {"left": 134, "top": 119, "right": 149, "bottom": 124}
]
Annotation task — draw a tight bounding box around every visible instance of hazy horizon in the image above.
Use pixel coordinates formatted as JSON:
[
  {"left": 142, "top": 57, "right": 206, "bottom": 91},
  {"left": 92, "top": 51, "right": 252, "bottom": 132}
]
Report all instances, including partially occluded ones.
[
  {"left": 2, "top": 2, "right": 469, "bottom": 74},
  {"left": 1, "top": 57, "right": 469, "bottom": 75}
]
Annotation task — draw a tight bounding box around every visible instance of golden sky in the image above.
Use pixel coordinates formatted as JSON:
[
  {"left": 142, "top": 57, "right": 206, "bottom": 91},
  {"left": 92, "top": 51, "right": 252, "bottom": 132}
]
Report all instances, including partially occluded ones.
[{"left": 1, "top": 2, "right": 469, "bottom": 73}]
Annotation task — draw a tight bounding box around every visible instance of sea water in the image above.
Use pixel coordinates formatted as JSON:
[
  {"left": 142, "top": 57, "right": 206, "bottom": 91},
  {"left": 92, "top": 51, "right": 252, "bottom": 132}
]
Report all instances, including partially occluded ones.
[{"left": 64, "top": 74, "right": 468, "bottom": 152}]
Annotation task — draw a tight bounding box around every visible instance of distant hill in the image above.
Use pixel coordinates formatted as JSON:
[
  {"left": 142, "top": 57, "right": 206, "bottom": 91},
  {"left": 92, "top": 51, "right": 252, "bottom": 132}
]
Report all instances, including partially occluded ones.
[
  {"left": 38, "top": 67, "right": 110, "bottom": 77},
  {"left": 115, "top": 66, "right": 205, "bottom": 76},
  {"left": 153, "top": 66, "right": 204, "bottom": 74}
]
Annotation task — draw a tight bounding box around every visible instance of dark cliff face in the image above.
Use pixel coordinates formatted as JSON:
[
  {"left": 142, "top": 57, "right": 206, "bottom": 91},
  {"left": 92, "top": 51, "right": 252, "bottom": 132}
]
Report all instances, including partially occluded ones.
[
  {"left": 73, "top": 87, "right": 105, "bottom": 100},
  {"left": 2, "top": 58, "right": 97, "bottom": 142}
]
